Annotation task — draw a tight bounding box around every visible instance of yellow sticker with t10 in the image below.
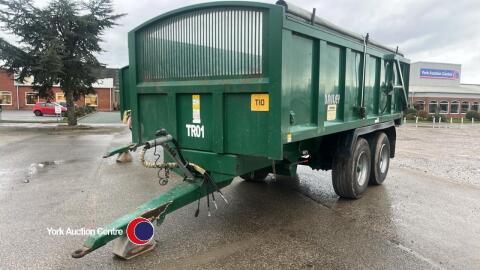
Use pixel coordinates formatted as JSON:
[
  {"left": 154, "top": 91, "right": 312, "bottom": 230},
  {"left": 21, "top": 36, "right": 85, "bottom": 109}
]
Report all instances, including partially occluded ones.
[{"left": 251, "top": 94, "right": 269, "bottom": 111}]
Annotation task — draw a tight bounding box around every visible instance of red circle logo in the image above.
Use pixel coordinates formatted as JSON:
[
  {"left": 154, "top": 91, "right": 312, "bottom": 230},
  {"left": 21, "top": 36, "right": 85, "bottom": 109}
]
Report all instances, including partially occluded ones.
[{"left": 126, "top": 217, "right": 154, "bottom": 245}]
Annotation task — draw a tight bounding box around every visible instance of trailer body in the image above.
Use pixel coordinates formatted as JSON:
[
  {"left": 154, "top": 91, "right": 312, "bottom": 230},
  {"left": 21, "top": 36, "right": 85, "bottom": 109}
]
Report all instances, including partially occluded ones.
[{"left": 121, "top": 1, "right": 409, "bottom": 177}]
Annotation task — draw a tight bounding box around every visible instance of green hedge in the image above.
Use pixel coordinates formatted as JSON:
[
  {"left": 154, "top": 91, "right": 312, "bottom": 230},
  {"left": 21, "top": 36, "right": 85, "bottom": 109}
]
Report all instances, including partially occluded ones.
[
  {"left": 75, "top": 106, "right": 96, "bottom": 118},
  {"left": 465, "top": 110, "right": 480, "bottom": 121},
  {"left": 417, "top": 110, "right": 428, "bottom": 120},
  {"left": 426, "top": 113, "right": 449, "bottom": 122},
  {"left": 405, "top": 107, "right": 418, "bottom": 115},
  {"left": 406, "top": 113, "right": 417, "bottom": 120}
]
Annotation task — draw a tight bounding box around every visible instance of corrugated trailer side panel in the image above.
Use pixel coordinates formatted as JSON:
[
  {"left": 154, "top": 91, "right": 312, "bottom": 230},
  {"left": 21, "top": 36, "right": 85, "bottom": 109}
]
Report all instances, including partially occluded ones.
[{"left": 280, "top": 14, "right": 410, "bottom": 146}]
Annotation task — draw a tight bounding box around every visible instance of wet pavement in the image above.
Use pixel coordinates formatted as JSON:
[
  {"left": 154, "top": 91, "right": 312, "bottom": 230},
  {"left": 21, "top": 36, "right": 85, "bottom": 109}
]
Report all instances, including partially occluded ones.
[
  {"left": 78, "top": 112, "right": 122, "bottom": 124},
  {"left": 0, "top": 110, "right": 122, "bottom": 124},
  {"left": 0, "top": 110, "right": 64, "bottom": 123},
  {"left": 0, "top": 124, "right": 479, "bottom": 269}
]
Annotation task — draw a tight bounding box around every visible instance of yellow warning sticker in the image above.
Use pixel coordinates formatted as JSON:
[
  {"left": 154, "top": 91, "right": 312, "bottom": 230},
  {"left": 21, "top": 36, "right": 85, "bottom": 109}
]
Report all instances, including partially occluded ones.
[
  {"left": 192, "top": 94, "right": 201, "bottom": 124},
  {"left": 251, "top": 94, "right": 269, "bottom": 111},
  {"left": 326, "top": 104, "right": 337, "bottom": 121}
]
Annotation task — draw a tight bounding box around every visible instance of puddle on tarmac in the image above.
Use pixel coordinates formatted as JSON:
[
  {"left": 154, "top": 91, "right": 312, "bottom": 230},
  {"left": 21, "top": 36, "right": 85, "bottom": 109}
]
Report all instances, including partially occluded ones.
[
  {"left": 24, "top": 159, "right": 82, "bottom": 183},
  {"left": 25, "top": 160, "right": 65, "bottom": 183}
]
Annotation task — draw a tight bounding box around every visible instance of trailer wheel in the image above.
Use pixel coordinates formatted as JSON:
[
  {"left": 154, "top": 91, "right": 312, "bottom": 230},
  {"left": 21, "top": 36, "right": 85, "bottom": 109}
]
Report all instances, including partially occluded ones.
[
  {"left": 369, "top": 132, "right": 390, "bottom": 185},
  {"left": 241, "top": 168, "right": 270, "bottom": 182},
  {"left": 332, "top": 137, "right": 371, "bottom": 199}
]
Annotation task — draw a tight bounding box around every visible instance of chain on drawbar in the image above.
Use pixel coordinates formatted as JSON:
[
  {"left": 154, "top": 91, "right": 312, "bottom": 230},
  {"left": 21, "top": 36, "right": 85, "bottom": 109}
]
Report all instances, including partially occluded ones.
[
  {"left": 140, "top": 129, "right": 229, "bottom": 217},
  {"left": 139, "top": 146, "right": 178, "bottom": 185}
]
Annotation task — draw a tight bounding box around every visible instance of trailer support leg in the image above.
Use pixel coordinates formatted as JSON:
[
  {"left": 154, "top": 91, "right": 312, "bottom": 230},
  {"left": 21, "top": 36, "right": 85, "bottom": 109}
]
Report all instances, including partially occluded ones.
[
  {"left": 112, "top": 235, "right": 156, "bottom": 260},
  {"left": 116, "top": 151, "right": 133, "bottom": 163}
]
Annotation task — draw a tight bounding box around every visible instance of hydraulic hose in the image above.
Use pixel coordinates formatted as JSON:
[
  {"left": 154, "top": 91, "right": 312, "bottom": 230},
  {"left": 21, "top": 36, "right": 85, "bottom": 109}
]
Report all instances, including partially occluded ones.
[{"left": 140, "top": 147, "right": 178, "bottom": 169}]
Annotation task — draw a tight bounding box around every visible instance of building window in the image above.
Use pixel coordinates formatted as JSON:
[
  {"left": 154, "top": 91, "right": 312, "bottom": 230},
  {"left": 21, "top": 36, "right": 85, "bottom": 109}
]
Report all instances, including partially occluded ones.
[
  {"left": 472, "top": 102, "right": 479, "bottom": 112},
  {"left": 439, "top": 101, "right": 448, "bottom": 114},
  {"left": 85, "top": 94, "right": 98, "bottom": 107},
  {"left": 56, "top": 93, "right": 66, "bottom": 103},
  {"left": 428, "top": 101, "right": 438, "bottom": 114},
  {"left": 0, "top": 91, "right": 13, "bottom": 105},
  {"left": 450, "top": 101, "right": 459, "bottom": 114},
  {"left": 461, "top": 101, "right": 469, "bottom": 114},
  {"left": 25, "top": 92, "right": 39, "bottom": 105},
  {"left": 414, "top": 101, "right": 425, "bottom": 111}
]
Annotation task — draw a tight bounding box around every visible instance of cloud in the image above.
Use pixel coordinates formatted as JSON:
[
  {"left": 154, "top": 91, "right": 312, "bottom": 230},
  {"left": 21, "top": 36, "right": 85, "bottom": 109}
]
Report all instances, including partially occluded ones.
[{"left": 2, "top": 0, "right": 480, "bottom": 83}]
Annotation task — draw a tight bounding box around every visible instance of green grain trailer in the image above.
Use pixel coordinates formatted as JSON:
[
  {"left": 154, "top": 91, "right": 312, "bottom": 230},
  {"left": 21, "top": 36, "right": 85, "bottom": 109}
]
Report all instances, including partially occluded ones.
[{"left": 73, "top": 1, "right": 409, "bottom": 259}]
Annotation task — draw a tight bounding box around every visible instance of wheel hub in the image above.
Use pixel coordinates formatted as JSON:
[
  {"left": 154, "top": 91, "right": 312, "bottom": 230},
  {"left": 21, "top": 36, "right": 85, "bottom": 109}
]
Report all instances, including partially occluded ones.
[
  {"left": 379, "top": 144, "right": 388, "bottom": 174},
  {"left": 356, "top": 151, "right": 368, "bottom": 186}
]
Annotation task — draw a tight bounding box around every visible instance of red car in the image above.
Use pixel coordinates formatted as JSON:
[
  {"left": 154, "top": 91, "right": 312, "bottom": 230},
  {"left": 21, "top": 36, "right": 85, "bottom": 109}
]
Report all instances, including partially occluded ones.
[{"left": 33, "top": 102, "right": 67, "bottom": 116}]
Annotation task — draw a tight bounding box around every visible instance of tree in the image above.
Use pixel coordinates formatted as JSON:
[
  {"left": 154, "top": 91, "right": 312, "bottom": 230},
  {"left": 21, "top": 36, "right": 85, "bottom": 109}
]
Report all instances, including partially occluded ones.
[{"left": 0, "top": 0, "right": 124, "bottom": 125}]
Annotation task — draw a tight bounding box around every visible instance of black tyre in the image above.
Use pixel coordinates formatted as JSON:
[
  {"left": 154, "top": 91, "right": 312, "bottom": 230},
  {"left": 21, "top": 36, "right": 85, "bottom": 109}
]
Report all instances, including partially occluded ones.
[
  {"left": 241, "top": 168, "right": 270, "bottom": 182},
  {"left": 369, "top": 132, "right": 390, "bottom": 185},
  {"left": 332, "top": 137, "right": 371, "bottom": 199},
  {"left": 34, "top": 110, "right": 42, "bottom": 116}
]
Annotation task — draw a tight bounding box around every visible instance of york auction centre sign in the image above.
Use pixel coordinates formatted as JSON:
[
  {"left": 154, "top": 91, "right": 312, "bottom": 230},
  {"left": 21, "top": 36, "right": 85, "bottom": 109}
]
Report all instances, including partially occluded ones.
[{"left": 420, "top": 68, "right": 459, "bottom": 80}]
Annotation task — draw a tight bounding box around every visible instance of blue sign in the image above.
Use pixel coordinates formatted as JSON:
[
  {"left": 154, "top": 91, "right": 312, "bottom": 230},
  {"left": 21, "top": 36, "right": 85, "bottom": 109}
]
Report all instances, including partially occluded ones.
[{"left": 420, "top": 68, "right": 459, "bottom": 80}]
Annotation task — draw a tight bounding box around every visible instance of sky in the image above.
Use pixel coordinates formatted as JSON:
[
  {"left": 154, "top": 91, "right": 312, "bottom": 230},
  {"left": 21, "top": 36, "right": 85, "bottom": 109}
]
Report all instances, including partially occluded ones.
[{"left": 2, "top": 0, "right": 480, "bottom": 83}]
